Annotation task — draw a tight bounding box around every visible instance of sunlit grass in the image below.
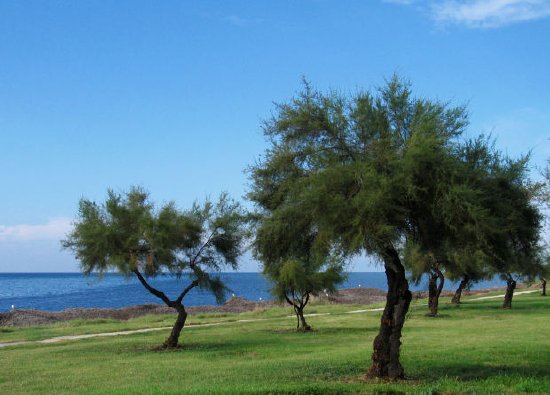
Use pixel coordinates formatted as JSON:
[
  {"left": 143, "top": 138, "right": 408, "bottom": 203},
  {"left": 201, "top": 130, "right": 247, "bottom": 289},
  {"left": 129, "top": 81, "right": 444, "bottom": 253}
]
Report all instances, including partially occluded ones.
[{"left": 0, "top": 293, "right": 548, "bottom": 394}]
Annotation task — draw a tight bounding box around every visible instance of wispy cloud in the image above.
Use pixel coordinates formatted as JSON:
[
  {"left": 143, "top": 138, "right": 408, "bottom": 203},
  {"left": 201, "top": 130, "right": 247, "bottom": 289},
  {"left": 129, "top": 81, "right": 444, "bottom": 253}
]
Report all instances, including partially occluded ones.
[
  {"left": 0, "top": 218, "right": 73, "bottom": 242},
  {"left": 385, "top": 0, "right": 550, "bottom": 28},
  {"left": 433, "top": 0, "right": 550, "bottom": 28}
]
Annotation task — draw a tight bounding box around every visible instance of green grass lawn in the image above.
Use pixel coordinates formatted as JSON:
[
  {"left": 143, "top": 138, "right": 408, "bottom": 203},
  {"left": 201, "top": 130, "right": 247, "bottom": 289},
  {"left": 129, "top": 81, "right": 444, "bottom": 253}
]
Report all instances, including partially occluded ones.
[{"left": 1, "top": 293, "right": 548, "bottom": 394}]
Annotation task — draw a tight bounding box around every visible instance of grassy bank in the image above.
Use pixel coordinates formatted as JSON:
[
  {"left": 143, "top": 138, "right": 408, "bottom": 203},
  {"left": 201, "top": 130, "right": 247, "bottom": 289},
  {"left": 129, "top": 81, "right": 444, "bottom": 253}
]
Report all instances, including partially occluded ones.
[{"left": 1, "top": 293, "right": 548, "bottom": 394}]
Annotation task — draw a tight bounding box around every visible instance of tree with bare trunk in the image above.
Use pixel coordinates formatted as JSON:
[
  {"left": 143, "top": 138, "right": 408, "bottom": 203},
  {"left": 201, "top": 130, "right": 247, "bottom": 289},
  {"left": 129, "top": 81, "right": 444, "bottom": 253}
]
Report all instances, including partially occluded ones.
[
  {"left": 451, "top": 275, "right": 469, "bottom": 304},
  {"left": 62, "top": 188, "right": 247, "bottom": 349},
  {"left": 502, "top": 273, "right": 517, "bottom": 309}
]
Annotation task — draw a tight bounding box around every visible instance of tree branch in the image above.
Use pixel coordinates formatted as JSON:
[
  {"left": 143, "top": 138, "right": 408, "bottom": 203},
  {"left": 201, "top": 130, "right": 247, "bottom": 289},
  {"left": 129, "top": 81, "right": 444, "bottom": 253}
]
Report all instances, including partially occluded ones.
[
  {"left": 190, "top": 228, "right": 219, "bottom": 266},
  {"left": 284, "top": 294, "right": 295, "bottom": 307},
  {"left": 133, "top": 269, "right": 173, "bottom": 306},
  {"left": 176, "top": 280, "right": 199, "bottom": 304},
  {"left": 303, "top": 292, "right": 310, "bottom": 308}
]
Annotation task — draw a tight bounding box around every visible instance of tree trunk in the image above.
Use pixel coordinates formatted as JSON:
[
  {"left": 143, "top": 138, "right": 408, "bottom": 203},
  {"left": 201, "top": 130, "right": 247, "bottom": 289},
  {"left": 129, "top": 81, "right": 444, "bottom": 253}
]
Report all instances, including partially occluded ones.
[
  {"left": 502, "top": 274, "right": 516, "bottom": 309},
  {"left": 367, "top": 246, "right": 412, "bottom": 380},
  {"left": 451, "top": 275, "right": 469, "bottom": 304},
  {"left": 541, "top": 278, "right": 546, "bottom": 296},
  {"left": 132, "top": 270, "right": 197, "bottom": 349},
  {"left": 428, "top": 267, "right": 444, "bottom": 316},
  {"left": 297, "top": 308, "right": 312, "bottom": 331},
  {"left": 162, "top": 304, "right": 187, "bottom": 348}
]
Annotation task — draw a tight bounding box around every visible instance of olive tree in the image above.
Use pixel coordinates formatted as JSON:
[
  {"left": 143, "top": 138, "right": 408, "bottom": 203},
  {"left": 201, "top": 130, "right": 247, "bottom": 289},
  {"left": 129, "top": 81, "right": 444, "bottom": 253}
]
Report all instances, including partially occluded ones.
[{"left": 62, "top": 187, "right": 247, "bottom": 349}]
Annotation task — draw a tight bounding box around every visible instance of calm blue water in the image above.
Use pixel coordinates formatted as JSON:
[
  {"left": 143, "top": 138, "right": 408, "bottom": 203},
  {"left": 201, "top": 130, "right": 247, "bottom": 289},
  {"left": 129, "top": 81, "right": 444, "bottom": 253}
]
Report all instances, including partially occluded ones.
[{"left": 0, "top": 272, "right": 506, "bottom": 312}]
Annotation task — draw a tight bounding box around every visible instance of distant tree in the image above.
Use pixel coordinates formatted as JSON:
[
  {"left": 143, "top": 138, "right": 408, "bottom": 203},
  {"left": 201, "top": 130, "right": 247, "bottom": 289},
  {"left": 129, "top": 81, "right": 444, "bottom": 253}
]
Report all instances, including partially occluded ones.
[
  {"left": 265, "top": 258, "right": 345, "bottom": 331},
  {"left": 404, "top": 245, "right": 446, "bottom": 316},
  {"left": 416, "top": 136, "right": 544, "bottom": 310},
  {"left": 477, "top": 154, "right": 543, "bottom": 309},
  {"left": 448, "top": 259, "right": 489, "bottom": 305},
  {"left": 62, "top": 188, "right": 247, "bottom": 349}
]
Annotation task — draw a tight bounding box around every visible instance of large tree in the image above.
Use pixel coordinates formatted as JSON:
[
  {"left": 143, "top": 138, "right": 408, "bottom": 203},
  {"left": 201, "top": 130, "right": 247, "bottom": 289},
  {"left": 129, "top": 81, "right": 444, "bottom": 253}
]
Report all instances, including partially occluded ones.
[
  {"left": 62, "top": 188, "right": 247, "bottom": 348},
  {"left": 249, "top": 77, "right": 474, "bottom": 378}
]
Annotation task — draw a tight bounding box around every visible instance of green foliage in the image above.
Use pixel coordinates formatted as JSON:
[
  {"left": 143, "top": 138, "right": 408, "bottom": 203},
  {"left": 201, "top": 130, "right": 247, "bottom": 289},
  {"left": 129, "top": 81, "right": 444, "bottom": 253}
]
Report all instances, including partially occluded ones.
[
  {"left": 250, "top": 75, "right": 475, "bottom": 269},
  {"left": 62, "top": 188, "right": 247, "bottom": 304}
]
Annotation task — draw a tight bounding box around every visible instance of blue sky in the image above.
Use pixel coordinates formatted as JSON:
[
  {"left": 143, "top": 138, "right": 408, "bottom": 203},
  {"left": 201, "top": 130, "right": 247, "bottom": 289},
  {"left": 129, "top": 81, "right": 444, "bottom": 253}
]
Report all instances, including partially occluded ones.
[{"left": 0, "top": 0, "right": 549, "bottom": 272}]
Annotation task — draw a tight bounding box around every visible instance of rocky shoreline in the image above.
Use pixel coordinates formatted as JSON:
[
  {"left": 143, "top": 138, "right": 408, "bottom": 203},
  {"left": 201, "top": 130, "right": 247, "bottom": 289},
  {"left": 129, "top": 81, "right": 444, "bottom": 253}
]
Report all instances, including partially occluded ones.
[{"left": 0, "top": 286, "right": 513, "bottom": 327}]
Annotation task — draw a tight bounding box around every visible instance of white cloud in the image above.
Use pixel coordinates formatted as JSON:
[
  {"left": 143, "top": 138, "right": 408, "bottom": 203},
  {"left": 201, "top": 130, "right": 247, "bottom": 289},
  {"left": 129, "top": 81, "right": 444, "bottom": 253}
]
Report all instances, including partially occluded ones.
[
  {"left": 384, "top": 0, "right": 550, "bottom": 28},
  {"left": 432, "top": 0, "right": 550, "bottom": 28},
  {"left": 0, "top": 218, "right": 73, "bottom": 242}
]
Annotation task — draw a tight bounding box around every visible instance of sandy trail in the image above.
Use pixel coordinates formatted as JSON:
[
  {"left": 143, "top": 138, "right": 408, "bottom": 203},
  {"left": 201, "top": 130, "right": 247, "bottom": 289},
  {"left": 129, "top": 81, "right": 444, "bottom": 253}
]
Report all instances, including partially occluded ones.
[{"left": 0, "top": 289, "right": 540, "bottom": 348}]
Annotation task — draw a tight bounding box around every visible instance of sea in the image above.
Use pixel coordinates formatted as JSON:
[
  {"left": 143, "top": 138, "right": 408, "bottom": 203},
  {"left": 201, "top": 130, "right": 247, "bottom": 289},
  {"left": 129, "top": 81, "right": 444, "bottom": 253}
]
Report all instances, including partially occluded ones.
[{"left": 0, "top": 272, "right": 507, "bottom": 312}]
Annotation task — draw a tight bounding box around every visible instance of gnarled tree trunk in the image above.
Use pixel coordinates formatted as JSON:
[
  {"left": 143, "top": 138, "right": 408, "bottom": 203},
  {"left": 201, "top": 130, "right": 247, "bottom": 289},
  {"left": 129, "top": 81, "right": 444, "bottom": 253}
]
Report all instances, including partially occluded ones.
[
  {"left": 502, "top": 274, "right": 516, "bottom": 309},
  {"left": 428, "top": 267, "right": 445, "bottom": 316},
  {"left": 451, "top": 275, "right": 469, "bottom": 304},
  {"left": 542, "top": 278, "right": 547, "bottom": 296},
  {"left": 163, "top": 304, "right": 188, "bottom": 348},
  {"left": 367, "top": 246, "right": 412, "bottom": 380}
]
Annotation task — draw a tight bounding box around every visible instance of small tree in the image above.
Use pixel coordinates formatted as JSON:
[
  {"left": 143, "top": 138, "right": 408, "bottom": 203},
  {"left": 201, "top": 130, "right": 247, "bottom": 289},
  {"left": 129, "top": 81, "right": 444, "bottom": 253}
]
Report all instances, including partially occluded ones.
[
  {"left": 265, "top": 258, "right": 345, "bottom": 331},
  {"left": 62, "top": 187, "right": 247, "bottom": 349},
  {"left": 251, "top": 184, "right": 346, "bottom": 331}
]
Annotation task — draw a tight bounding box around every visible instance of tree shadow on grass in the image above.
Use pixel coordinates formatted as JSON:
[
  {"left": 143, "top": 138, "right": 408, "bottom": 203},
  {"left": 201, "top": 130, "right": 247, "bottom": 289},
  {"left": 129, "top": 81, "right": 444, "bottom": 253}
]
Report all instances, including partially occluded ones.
[{"left": 417, "top": 362, "right": 550, "bottom": 381}]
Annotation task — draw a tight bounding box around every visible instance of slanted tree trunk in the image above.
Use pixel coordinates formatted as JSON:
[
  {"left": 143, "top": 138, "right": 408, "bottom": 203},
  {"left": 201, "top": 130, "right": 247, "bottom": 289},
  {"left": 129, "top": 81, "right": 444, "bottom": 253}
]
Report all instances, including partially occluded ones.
[
  {"left": 428, "top": 267, "right": 445, "bottom": 316},
  {"left": 541, "top": 278, "right": 546, "bottom": 296},
  {"left": 451, "top": 275, "right": 469, "bottom": 304},
  {"left": 502, "top": 273, "right": 516, "bottom": 309},
  {"left": 367, "top": 245, "right": 412, "bottom": 380},
  {"left": 133, "top": 269, "right": 198, "bottom": 348},
  {"left": 163, "top": 304, "right": 188, "bottom": 348}
]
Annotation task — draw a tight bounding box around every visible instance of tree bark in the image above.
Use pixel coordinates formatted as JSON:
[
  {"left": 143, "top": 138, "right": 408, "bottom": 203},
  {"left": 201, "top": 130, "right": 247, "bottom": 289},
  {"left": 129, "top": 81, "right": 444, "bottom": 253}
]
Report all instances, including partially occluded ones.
[
  {"left": 367, "top": 246, "right": 412, "bottom": 380},
  {"left": 541, "top": 278, "right": 546, "bottom": 296},
  {"left": 428, "top": 267, "right": 444, "bottom": 316},
  {"left": 451, "top": 275, "right": 469, "bottom": 304},
  {"left": 162, "top": 304, "right": 188, "bottom": 348},
  {"left": 297, "top": 308, "right": 312, "bottom": 331},
  {"left": 502, "top": 274, "right": 516, "bottom": 309}
]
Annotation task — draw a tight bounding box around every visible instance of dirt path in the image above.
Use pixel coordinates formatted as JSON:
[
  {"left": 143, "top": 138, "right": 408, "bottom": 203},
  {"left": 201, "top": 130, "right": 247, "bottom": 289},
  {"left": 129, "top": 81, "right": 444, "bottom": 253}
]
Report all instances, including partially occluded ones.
[{"left": 0, "top": 289, "right": 540, "bottom": 348}]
